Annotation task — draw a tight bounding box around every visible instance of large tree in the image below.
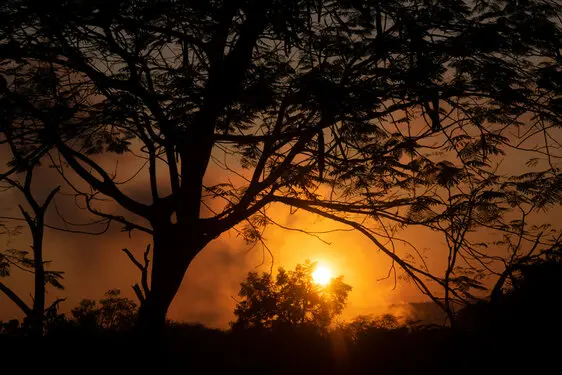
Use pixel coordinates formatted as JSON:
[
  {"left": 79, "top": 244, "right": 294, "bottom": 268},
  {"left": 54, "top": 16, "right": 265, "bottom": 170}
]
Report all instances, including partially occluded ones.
[{"left": 1, "top": 0, "right": 561, "bottom": 331}]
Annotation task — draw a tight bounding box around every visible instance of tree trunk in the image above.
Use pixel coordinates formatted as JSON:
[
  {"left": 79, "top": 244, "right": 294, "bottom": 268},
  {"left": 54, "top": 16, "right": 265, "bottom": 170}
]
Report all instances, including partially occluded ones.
[
  {"left": 30, "top": 221, "right": 45, "bottom": 337},
  {"left": 137, "top": 223, "right": 206, "bottom": 333}
]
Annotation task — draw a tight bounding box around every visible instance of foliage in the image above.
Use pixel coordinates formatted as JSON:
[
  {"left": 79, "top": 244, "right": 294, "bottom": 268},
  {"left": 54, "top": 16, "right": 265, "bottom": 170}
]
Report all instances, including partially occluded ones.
[
  {"left": 2, "top": 309, "right": 547, "bottom": 374},
  {"left": 333, "top": 313, "right": 409, "bottom": 345},
  {"left": 70, "top": 289, "right": 138, "bottom": 332},
  {"left": 0, "top": 161, "right": 62, "bottom": 336},
  {"left": 70, "top": 299, "right": 100, "bottom": 331},
  {"left": 232, "top": 260, "right": 351, "bottom": 330},
  {"left": 458, "top": 247, "right": 562, "bottom": 332},
  {"left": 0, "top": 319, "right": 21, "bottom": 336},
  {"left": 506, "top": 251, "right": 562, "bottom": 299},
  {"left": 0, "top": 249, "right": 64, "bottom": 290},
  {"left": 1, "top": 0, "right": 562, "bottom": 328}
]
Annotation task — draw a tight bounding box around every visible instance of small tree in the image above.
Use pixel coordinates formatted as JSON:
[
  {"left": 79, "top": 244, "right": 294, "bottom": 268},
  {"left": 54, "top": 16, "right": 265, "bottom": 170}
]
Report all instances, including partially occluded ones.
[
  {"left": 98, "top": 289, "right": 138, "bottom": 331},
  {"left": 232, "top": 260, "right": 351, "bottom": 331},
  {"left": 70, "top": 289, "right": 138, "bottom": 332},
  {"left": 70, "top": 299, "right": 99, "bottom": 331},
  {"left": 0, "top": 163, "right": 63, "bottom": 336}
]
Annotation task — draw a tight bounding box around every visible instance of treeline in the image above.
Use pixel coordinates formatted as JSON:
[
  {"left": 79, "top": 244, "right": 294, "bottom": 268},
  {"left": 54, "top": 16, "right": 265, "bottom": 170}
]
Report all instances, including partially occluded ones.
[
  {"left": 1, "top": 255, "right": 561, "bottom": 373},
  {"left": 0, "top": 307, "right": 557, "bottom": 374},
  {"left": 0, "top": 289, "right": 136, "bottom": 335}
]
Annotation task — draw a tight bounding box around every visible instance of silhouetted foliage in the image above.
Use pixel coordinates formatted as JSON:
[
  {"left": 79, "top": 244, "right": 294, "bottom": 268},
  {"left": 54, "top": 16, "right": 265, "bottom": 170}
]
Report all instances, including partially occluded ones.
[
  {"left": 0, "top": 312, "right": 540, "bottom": 375},
  {"left": 232, "top": 260, "right": 351, "bottom": 331},
  {"left": 0, "top": 319, "right": 20, "bottom": 336},
  {"left": 70, "top": 299, "right": 100, "bottom": 331},
  {"left": 1, "top": 0, "right": 562, "bottom": 332},
  {"left": 458, "top": 247, "right": 562, "bottom": 333},
  {"left": 0, "top": 163, "right": 63, "bottom": 336},
  {"left": 2, "top": 302, "right": 561, "bottom": 374},
  {"left": 70, "top": 289, "right": 138, "bottom": 332},
  {"left": 339, "top": 314, "right": 403, "bottom": 342}
]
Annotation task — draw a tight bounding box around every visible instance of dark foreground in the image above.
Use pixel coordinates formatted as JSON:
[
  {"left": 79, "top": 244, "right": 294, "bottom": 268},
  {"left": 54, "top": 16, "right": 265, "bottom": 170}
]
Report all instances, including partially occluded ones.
[{"left": 1, "top": 321, "right": 559, "bottom": 375}]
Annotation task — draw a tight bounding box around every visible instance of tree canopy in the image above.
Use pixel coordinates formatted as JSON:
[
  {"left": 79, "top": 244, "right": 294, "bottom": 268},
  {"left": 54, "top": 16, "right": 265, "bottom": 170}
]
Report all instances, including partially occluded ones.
[
  {"left": 71, "top": 289, "right": 138, "bottom": 332},
  {"left": 1, "top": 0, "right": 562, "bottom": 330},
  {"left": 232, "top": 260, "right": 352, "bottom": 330}
]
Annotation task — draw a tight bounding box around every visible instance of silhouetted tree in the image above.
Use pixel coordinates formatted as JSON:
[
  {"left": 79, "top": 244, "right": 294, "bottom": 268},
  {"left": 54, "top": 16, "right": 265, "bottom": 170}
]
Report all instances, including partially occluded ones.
[
  {"left": 71, "top": 289, "right": 138, "bottom": 332},
  {"left": 337, "top": 313, "right": 404, "bottom": 343},
  {"left": 1, "top": 0, "right": 562, "bottom": 332},
  {"left": 232, "top": 260, "right": 351, "bottom": 331},
  {"left": 456, "top": 244, "right": 562, "bottom": 333},
  {"left": 0, "top": 163, "right": 64, "bottom": 336},
  {"left": 0, "top": 319, "right": 20, "bottom": 336},
  {"left": 99, "top": 288, "right": 138, "bottom": 330},
  {"left": 70, "top": 299, "right": 99, "bottom": 331}
]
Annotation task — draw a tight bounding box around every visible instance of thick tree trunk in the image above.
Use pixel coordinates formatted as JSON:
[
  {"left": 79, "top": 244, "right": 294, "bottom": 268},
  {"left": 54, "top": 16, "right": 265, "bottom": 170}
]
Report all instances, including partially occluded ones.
[{"left": 137, "top": 223, "right": 206, "bottom": 333}]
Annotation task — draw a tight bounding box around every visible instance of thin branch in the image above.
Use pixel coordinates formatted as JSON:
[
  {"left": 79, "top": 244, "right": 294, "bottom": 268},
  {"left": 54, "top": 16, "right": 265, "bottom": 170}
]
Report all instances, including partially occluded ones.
[{"left": 122, "top": 245, "right": 151, "bottom": 303}]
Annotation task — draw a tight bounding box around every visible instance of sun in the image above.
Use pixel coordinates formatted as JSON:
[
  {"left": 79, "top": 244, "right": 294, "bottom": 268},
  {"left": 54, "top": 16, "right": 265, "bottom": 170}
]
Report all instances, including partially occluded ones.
[{"left": 312, "top": 265, "right": 333, "bottom": 286}]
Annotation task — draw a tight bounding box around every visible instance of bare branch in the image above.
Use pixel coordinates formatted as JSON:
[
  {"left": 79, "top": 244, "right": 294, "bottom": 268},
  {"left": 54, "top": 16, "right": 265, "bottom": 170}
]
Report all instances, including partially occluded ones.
[{"left": 0, "top": 281, "right": 31, "bottom": 316}]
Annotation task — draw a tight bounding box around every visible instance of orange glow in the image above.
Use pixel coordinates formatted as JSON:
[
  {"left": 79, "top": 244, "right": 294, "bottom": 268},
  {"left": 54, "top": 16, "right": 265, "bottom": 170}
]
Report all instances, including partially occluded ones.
[{"left": 312, "top": 265, "right": 333, "bottom": 285}]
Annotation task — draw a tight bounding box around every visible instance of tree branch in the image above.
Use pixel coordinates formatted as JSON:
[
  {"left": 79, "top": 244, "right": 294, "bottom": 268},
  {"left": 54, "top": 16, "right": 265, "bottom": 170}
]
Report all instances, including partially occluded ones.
[
  {"left": 0, "top": 281, "right": 31, "bottom": 316},
  {"left": 54, "top": 143, "right": 150, "bottom": 218},
  {"left": 122, "top": 245, "right": 151, "bottom": 304}
]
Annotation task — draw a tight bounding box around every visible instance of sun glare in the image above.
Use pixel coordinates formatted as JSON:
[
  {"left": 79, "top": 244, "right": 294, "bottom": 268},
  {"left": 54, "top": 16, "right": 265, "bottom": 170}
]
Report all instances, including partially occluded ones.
[{"left": 312, "top": 265, "right": 333, "bottom": 286}]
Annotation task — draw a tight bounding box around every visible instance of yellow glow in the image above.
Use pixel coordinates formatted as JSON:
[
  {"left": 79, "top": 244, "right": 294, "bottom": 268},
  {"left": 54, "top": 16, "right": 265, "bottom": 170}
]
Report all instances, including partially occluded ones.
[{"left": 312, "top": 265, "right": 333, "bottom": 285}]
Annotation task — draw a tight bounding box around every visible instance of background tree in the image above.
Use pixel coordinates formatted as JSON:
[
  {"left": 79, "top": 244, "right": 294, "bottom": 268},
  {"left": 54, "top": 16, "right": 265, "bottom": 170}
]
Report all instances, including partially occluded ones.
[
  {"left": 232, "top": 260, "right": 352, "bottom": 331},
  {"left": 70, "top": 298, "right": 99, "bottom": 332},
  {"left": 428, "top": 188, "right": 562, "bottom": 325},
  {"left": 1, "top": 0, "right": 562, "bottom": 332},
  {"left": 70, "top": 289, "right": 138, "bottom": 332},
  {"left": 337, "top": 314, "right": 404, "bottom": 344},
  {"left": 0, "top": 163, "right": 64, "bottom": 336},
  {"left": 457, "top": 244, "right": 562, "bottom": 332}
]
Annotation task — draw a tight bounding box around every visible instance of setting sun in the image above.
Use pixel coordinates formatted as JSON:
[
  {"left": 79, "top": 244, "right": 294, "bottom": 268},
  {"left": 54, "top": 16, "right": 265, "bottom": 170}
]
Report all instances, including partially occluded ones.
[{"left": 312, "top": 265, "right": 333, "bottom": 286}]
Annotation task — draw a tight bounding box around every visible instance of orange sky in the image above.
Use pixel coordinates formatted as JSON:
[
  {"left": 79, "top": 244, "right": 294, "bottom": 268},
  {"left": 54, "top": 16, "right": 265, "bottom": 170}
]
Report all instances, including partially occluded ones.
[
  {"left": 0, "top": 191, "right": 440, "bottom": 327},
  {"left": 0, "top": 155, "right": 447, "bottom": 328},
  {"left": 1, "top": 130, "right": 561, "bottom": 328}
]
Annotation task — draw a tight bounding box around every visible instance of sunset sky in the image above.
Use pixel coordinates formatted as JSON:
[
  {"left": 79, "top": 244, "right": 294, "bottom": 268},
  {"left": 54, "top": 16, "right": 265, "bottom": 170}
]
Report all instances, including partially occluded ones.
[
  {"left": 1, "top": 0, "right": 561, "bottom": 329},
  {"left": 2, "top": 124, "right": 560, "bottom": 328},
  {"left": 0, "top": 149, "right": 452, "bottom": 327},
  {"left": 2, "top": 117, "right": 561, "bottom": 330}
]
